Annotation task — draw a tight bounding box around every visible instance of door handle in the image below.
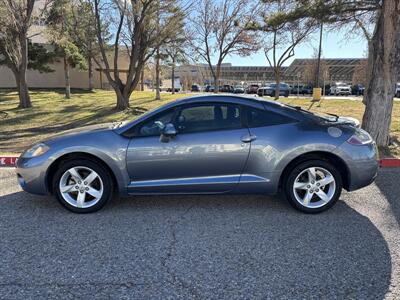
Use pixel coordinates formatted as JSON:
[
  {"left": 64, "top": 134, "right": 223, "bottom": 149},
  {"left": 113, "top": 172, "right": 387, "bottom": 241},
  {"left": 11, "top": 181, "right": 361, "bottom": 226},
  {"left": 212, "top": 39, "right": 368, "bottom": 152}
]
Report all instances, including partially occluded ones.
[{"left": 241, "top": 134, "right": 257, "bottom": 143}]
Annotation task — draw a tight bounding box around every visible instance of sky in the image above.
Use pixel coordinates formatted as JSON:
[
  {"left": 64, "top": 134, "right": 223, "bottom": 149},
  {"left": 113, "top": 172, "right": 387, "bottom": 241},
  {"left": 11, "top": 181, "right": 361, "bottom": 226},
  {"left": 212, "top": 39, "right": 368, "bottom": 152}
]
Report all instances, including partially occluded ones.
[{"left": 224, "top": 27, "right": 368, "bottom": 67}]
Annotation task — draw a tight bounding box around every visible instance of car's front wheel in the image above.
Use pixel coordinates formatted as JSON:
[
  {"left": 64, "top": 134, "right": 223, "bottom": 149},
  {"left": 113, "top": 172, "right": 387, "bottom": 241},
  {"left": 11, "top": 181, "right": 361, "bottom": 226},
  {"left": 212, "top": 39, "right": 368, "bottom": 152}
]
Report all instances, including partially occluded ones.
[
  {"left": 52, "top": 159, "right": 113, "bottom": 213},
  {"left": 284, "top": 160, "right": 342, "bottom": 213}
]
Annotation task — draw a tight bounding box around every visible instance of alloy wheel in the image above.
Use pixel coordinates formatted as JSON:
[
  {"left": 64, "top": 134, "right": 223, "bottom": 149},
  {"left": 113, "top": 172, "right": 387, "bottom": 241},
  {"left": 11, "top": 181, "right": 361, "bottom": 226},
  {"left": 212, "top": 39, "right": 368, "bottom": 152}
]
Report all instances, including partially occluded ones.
[
  {"left": 292, "top": 167, "right": 336, "bottom": 209},
  {"left": 59, "top": 166, "right": 104, "bottom": 209}
]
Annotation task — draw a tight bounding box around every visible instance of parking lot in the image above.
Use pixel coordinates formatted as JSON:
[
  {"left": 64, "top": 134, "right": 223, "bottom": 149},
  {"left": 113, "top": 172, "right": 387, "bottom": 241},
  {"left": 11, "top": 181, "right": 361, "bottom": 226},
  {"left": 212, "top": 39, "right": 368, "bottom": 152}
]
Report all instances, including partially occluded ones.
[{"left": 0, "top": 167, "right": 399, "bottom": 299}]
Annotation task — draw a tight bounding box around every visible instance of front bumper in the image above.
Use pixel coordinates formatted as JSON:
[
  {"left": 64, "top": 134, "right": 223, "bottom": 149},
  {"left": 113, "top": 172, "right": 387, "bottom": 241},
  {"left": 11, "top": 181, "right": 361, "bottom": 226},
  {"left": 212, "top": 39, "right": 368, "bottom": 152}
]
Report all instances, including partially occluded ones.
[
  {"left": 337, "top": 90, "right": 352, "bottom": 95},
  {"left": 15, "top": 156, "right": 50, "bottom": 195}
]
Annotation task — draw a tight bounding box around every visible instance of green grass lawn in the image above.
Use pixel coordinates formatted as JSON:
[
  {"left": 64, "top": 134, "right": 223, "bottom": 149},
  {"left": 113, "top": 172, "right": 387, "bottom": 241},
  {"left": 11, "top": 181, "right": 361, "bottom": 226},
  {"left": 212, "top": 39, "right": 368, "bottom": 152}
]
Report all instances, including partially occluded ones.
[
  {"left": 0, "top": 89, "right": 399, "bottom": 157},
  {"left": 0, "top": 89, "right": 190, "bottom": 154}
]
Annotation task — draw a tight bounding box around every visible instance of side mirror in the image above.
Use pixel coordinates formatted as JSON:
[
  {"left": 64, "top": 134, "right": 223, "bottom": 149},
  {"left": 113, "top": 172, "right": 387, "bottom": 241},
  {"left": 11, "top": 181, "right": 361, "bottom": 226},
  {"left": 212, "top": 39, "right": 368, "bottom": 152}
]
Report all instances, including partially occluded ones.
[{"left": 160, "top": 123, "right": 177, "bottom": 143}]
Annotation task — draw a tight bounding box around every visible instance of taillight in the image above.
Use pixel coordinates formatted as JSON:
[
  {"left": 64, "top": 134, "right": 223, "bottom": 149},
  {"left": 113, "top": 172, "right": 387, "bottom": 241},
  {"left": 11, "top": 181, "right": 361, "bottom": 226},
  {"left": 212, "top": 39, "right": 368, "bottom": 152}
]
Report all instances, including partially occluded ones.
[{"left": 347, "top": 128, "right": 373, "bottom": 145}]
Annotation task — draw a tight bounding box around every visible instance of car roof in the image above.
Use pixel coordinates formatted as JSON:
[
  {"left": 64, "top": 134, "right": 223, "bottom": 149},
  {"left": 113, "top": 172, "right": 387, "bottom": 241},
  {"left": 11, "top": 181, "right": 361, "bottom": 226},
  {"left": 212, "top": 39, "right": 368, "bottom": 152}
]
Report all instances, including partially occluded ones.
[
  {"left": 158, "top": 95, "right": 304, "bottom": 118},
  {"left": 116, "top": 94, "right": 306, "bottom": 134}
]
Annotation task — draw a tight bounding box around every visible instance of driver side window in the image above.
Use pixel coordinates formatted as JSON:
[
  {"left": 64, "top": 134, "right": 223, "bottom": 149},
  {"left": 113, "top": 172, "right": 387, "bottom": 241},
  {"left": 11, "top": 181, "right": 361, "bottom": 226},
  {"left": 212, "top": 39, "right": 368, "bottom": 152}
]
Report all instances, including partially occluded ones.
[
  {"left": 176, "top": 103, "right": 241, "bottom": 134},
  {"left": 137, "top": 109, "right": 175, "bottom": 137}
]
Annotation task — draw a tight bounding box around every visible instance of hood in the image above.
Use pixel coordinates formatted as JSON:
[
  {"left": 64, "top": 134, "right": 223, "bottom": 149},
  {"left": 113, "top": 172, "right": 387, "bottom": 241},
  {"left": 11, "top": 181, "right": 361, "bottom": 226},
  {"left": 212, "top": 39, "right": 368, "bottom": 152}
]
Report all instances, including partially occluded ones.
[{"left": 46, "top": 122, "right": 115, "bottom": 142}]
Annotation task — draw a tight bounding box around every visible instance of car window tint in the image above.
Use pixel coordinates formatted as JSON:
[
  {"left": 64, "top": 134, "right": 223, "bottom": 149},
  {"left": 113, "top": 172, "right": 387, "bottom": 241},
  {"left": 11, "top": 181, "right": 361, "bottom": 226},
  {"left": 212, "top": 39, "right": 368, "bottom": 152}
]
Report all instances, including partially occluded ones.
[
  {"left": 247, "top": 107, "right": 294, "bottom": 127},
  {"left": 176, "top": 103, "right": 241, "bottom": 134},
  {"left": 138, "top": 109, "right": 175, "bottom": 137}
]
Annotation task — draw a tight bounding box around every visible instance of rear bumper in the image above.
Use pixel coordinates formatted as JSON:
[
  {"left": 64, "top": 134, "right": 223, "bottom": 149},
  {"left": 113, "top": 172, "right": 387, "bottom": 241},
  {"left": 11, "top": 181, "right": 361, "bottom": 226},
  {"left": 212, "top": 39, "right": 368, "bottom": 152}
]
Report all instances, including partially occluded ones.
[
  {"left": 334, "top": 142, "right": 379, "bottom": 191},
  {"left": 346, "top": 159, "right": 378, "bottom": 191}
]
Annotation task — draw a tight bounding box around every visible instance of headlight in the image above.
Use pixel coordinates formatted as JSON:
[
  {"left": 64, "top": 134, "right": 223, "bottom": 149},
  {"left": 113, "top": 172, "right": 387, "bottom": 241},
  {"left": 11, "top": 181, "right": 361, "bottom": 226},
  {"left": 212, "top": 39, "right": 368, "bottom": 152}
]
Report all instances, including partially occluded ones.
[
  {"left": 347, "top": 128, "right": 373, "bottom": 145},
  {"left": 22, "top": 143, "right": 50, "bottom": 158}
]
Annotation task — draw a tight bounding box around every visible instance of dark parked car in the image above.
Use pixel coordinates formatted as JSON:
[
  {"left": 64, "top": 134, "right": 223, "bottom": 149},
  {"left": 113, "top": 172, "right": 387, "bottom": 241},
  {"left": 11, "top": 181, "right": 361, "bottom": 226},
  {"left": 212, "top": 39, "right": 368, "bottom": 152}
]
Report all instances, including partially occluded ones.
[
  {"left": 191, "top": 85, "right": 201, "bottom": 92},
  {"left": 257, "top": 83, "right": 290, "bottom": 97},
  {"left": 205, "top": 85, "right": 215, "bottom": 92},
  {"left": 290, "top": 85, "right": 303, "bottom": 95},
  {"left": 323, "top": 84, "right": 331, "bottom": 95},
  {"left": 301, "top": 86, "right": 313, "bottom": 95},
  {"left": 352, "top": 84, "right": 365, "bottom": 96},
  {"left": 246, "top": 84, "right": 260, "bottom": 94},
  {"left": 220, "top": 85, "right": 234, "bottom": 93},
  {"left": 16, "top": 95, "right": 378, "bottom": 214}
]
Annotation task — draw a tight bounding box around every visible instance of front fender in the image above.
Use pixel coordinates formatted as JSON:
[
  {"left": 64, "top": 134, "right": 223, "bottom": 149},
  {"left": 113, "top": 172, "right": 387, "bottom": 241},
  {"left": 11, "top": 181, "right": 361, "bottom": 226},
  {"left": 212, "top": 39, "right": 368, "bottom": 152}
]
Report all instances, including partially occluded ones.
[{"left": 44, "top": 130, "right": 131, "bottom": 195}]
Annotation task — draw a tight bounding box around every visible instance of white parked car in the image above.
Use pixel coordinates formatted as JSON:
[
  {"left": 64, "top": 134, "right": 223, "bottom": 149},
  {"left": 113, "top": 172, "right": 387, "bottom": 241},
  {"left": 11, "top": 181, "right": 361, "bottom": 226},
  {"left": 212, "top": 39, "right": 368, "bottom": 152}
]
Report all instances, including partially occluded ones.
[
  {"left": 330, "top": 83, "right": 352, "bottom": 96},
  {"left": 395, "top": 83, "right": 400, "bottom": 98}
]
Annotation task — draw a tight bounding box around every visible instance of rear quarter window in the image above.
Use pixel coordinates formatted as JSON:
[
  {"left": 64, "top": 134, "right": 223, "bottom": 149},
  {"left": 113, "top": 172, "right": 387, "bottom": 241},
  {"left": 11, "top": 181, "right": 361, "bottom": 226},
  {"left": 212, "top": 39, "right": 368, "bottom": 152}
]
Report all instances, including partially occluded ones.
[{"left": 247, "top": 107, "right": 296, "bottom": 127}]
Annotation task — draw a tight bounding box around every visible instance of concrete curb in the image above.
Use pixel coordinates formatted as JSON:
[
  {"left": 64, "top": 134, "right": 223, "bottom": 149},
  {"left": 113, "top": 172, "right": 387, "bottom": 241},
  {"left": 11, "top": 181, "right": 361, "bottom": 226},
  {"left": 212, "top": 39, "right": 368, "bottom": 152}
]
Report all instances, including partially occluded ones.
[{"left": 1, "top": 155, "right": 400, "bottom": 168}]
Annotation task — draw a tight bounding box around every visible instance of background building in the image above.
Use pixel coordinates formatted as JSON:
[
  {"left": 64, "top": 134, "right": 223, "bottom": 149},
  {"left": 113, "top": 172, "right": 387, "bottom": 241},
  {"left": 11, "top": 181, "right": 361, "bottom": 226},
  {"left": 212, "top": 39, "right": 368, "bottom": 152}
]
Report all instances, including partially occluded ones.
[{"left": 175, "top": 59, "right": 370, "bottom": 88}]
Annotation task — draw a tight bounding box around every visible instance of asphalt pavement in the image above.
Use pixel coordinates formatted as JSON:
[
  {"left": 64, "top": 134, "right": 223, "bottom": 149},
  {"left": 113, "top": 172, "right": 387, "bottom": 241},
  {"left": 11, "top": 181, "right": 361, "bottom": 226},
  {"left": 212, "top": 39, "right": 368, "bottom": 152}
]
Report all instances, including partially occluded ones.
[{"left": 0, "top": 168, "right": 399, "bottom": 299}]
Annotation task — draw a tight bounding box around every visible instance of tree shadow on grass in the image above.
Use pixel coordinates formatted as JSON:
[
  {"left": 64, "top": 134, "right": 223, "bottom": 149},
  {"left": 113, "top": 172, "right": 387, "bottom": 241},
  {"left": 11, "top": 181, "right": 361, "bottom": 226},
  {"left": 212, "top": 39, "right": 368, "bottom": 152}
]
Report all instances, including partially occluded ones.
[
  {"left": 0, "top": 190, "right": 392, "bottom": 299},
  {"left": 0, "top": 106, "right": 148, "bottom": 141}
]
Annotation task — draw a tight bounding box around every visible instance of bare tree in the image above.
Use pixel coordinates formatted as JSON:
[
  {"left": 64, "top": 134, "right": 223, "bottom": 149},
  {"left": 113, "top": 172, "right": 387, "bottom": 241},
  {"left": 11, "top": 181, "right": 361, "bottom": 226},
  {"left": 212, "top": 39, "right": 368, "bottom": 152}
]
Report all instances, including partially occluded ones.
[
  {"left": 187, "top": 0, "right": 259, "bottom": 92},
  {"left": 0, "top": 0, "right": 51, "bottom": 108},
  {"left": 92, "top": 0, "right": 184, "bottom": 110}
]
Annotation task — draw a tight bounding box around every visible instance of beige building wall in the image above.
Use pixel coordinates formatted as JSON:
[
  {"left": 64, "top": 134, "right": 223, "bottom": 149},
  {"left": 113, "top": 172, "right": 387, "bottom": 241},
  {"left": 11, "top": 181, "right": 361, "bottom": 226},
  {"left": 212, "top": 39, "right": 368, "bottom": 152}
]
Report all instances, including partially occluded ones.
[
  {"left": 0, "top": 47, "right": 134, "bottom": 89},
  {"left": 0, "top": 62, "right": 103, "bottom": 89}
]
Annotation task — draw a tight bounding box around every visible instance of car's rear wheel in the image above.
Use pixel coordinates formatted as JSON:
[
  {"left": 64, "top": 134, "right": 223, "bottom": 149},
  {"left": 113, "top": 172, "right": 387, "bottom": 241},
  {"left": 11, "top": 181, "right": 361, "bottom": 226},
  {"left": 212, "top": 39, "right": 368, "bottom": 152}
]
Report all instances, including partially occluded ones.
[
  {"left": 52, "top": 159, "right": 113, "bottom": 213},
  {"left": 284, "top": 160, "right": 342, "bottom": 213}
]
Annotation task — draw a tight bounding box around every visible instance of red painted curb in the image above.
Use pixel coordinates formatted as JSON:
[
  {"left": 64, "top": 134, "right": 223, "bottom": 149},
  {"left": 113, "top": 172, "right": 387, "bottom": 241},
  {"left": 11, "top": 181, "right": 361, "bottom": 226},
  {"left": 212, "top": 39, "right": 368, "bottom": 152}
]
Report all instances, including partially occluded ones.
[
  {"left": 0, "top": 156, "right": 18, "bottom": 167},
  {"left": 379, "top": 158, "right": 400, "bottom": 168}
]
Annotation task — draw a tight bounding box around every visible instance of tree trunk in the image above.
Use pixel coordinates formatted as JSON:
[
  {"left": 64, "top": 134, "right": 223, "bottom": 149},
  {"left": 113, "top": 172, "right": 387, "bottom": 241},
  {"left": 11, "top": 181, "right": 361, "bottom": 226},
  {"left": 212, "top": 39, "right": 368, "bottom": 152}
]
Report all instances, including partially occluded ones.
[
  {"left": 13, "top": 69, "right": 32, "bottom": 109},
  {"left": 214, "top": 65, "right": 221, "bottom": 93},
  {"left": 155, "top": 47, "right": 161, "bottom": 100},
  {"left": 141, "top": 68, "right": 145, "bottom": 91},
  {"left": 114, "top": 86, "right": 130, "bottom": 110},
  {"left": 88, "top": 56, "right": 94, "bottom": 91},
  {"left": 15, "top": 36, "right": 32, "bottom": 108},
  {"left": 362, "top": 0, "right": 400, "bottom": 147},
  {"left": 274, "top": 69, "right": 281, "bottom": 100},
  {"left": 64, "top": 55, "right": 71, "bottom": 99},
  {"left": 171, "top": 57, "right": 176, "bottom": 95},
  {"left": 362, "top": 40, "right": 373, "bottom": 105},
  {"left": 315, "top": 22, "right": 324, "bottom": 88}
]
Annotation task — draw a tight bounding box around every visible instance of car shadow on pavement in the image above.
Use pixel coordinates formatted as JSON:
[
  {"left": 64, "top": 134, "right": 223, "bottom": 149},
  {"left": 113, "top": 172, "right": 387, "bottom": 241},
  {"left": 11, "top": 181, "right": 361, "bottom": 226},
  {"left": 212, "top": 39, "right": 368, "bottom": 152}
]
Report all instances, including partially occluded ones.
[
  {"left": 374, "top": 169, "right": 400, "bottom": 227},
  {"left": 0, "top": 190, "right": 392, "bottom": 299}
]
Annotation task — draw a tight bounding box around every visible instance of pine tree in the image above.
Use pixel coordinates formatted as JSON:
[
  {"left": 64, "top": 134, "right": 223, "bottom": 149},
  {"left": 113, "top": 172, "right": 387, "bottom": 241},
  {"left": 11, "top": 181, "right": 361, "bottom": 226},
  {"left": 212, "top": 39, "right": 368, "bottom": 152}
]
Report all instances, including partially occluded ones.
[{"left": 46, "top": 0, "right": 87, "bottom": 99}]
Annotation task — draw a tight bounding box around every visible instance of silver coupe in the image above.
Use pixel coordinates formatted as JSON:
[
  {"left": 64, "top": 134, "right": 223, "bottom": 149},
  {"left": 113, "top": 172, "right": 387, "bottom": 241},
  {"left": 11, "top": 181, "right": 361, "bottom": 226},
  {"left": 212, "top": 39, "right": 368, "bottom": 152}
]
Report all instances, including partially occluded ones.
[{"left": 16, "top": 95, "right": 378, "bottom": 213}]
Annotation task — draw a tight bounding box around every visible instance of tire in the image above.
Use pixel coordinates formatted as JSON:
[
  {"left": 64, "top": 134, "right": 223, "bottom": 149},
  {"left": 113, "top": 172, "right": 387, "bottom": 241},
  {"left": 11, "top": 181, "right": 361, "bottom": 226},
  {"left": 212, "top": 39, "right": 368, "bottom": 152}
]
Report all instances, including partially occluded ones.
[
  {"left": 283, "top": 160, "right": 342, "bottom": 214},
  {"left": 52, "top": 159, "right": 114, "bottom": 213}
]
